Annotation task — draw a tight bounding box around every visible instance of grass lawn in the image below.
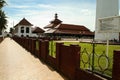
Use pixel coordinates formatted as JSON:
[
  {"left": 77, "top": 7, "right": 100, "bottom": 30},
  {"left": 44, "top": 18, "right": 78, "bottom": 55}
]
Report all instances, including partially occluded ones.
[
  {"left": 64, "top": 42, "right": 120, "bottom": 76},
  {"left": 49, "top": 41, "right": 120, "bottom": 77}
]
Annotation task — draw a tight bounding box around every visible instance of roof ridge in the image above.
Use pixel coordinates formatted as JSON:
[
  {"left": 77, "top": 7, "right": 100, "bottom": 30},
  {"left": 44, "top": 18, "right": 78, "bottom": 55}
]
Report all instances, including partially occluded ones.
[{"left": 14, "top": 18, "right": 33, "bottom": 27}]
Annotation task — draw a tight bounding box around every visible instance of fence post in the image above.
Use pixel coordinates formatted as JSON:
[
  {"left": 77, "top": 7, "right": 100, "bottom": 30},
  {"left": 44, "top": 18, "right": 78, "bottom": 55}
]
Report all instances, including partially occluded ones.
[
  {"left": 40, "top": 40, "right": 49, "bottom": 61},
  {"left": 56, "top": 43, "right": 63, "bottom": 70},
  {"left": 0, "top": 37, "right": 3, "bottom": 43},
  {"left": 45, "top": 40, "right": 49, "bottom": 61},
  {"left": 112, "top": 50, "right": 120, "bottom": 80},
  {"left": 56, "top": 44, "right": 80, "bottom": 80},
  {"left": 38, "top": 40, "right": 42, "bottom": 59},
  {"left": 28, "top": 38, "right": 31, "bottom": 52},
  {"left": 75, "top": 45, "right": 80, "bottom": 69},
  {"left": 29, "top": 38, "right": 32, "bottom": 53},
  {"left": 31, "top": 39, "right": 36, "bottom": 55}
]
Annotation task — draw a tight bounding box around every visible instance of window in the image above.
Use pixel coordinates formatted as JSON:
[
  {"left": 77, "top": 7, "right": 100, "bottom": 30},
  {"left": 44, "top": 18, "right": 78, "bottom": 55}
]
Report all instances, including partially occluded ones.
[
  {"left": 21, "top": 35, "right": 24, "bottom": 37},
  {"left": 26, "top": 27, "right": 29, "bottom": 33},
  {"left": 21, "top": 27, "right": 24, "bottom": 33},
  {"left": 26, "top": 35, "right": 29, "bottom": 37}
]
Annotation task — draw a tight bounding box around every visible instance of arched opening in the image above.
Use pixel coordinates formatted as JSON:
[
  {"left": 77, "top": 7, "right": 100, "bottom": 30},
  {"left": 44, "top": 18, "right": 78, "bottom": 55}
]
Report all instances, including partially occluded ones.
[
  {"left": 26, "top": 35, "right": 29, "bottom": 37},
  {"left": 21, "top": 35, "right": 24, "bottom": 37},
  {"left": 21, "top": 27, "right": 24, "bottom": 33},
  {"left": 26, "top": 27, "right": 29, "bottom": 33}
]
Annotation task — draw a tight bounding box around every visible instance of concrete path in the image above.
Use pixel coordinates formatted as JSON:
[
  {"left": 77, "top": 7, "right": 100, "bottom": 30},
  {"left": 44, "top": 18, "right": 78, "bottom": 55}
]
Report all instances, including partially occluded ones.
[{"left": 0, "top": 38, "right": 67, "bottom": 80}]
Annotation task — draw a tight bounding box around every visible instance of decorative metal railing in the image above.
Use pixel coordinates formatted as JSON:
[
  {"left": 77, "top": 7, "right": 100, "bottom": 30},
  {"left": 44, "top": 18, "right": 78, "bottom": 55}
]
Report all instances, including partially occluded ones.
[
  {"left": 49, "top": 40, "right": 114, "bottom": 79},
  {"left": 80, "top": 41, "right": 113, "bottom": 79}
]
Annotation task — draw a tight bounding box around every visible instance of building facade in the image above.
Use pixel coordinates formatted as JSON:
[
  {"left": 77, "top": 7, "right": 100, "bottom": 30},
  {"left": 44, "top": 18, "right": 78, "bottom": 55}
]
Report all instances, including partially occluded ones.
[
  {"left": 44, "top": 14, "right": 94, "bottom": 38},
  {"left": 13, "top": 18, "right": 45, "bottom": 37},
  {"left": 32, "top": 26, "right": 45, "bottom": 37},
  {"left": 14, "top": 18, "right": 33, "bottom": 37}
]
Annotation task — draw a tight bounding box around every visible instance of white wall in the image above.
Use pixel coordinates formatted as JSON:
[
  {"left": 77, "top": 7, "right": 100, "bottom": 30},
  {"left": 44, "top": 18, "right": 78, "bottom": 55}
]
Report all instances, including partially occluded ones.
[
  {"left": 14, "top": 25, "right": 39, "bottom": 37},
  {"left": 95, "top": 0, "right": 119, "bottom": 41},
  {"left": 15, "top": 25, "right": 33, "bottom": 37}
]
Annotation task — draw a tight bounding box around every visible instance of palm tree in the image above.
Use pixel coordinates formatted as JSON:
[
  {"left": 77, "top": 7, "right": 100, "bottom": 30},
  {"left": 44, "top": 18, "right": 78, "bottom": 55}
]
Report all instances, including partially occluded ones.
[
  {"left": 0, "top": 0, "right": 6, "bottom": 8},
  {"left": 0, "top": 0, "right": 7, "bottom": 36},
  {"left": 0, "top": 10, "right": 7, "bottom": 35}
]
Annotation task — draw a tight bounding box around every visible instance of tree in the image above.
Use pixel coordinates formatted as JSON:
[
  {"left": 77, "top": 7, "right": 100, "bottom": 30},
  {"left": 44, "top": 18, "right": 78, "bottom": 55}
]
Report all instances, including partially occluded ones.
[
  {"left": 0, "top": 0, "right": 6, "bottom": 8},
  {"left": 0, "top": 0, "right": 7, "bottom": 35},
  {"left": 10, "top": 27, "right": 14, "bottom": 34},
  {"left": 0, "top": 10, "right": 7, "bottom": 33}
]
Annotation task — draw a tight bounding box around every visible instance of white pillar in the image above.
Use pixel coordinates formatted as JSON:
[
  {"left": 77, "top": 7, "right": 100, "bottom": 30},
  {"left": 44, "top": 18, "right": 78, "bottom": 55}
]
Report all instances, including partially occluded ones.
[{"left": 95, "top": 0, "right": 119, "bottom": 40}]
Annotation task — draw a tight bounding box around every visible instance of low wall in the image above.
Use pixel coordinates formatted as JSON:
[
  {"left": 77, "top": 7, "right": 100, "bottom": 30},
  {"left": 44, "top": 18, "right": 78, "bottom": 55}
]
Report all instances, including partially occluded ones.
[
  {"left": 75, "top": 68, "right": 103, "bottom": 80},
  {"left": 0, "top": 37, "right": 3, "bottom": 43},
  {"left": 13, "top": 37, "right": 111, "bottom": 80},
  {"left": 56, "top": 43, "right": 80, "bottom": 80}
]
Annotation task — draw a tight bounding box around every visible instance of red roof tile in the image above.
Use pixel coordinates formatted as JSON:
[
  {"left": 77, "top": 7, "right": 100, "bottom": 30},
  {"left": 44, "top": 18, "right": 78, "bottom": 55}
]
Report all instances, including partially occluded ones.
[
  {"left": 14, "top": 18, "right": 33, "bottom": 27},
  {"left": 44, "top": 13, "right": 62, "bottom": 29},
  {"left": 45, "top": 23, "right": 94, "bottom": 35},
  {"left": 50, "top": 13, "right": 62, "bottom": 24},
  {"left": 44, "top": 23, "right": 58, "bottom": 29},
  {"left": 32, "top": 27, "right": 45, "bottom": 33},
  {"left": 44, "top": 14, "right": 94, "bottom": 36},
  {"left": 53, "top": 29, "right": 94, "bottom": 35},
  {"left": 57, "top": 24, "right": 90, "bottom": 31}
]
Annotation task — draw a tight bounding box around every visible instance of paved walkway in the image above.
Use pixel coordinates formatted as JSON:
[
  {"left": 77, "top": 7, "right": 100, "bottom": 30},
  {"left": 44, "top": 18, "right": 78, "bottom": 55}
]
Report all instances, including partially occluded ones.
[{"left": 0, "top": 38, "right": 67, "bottom": 80}]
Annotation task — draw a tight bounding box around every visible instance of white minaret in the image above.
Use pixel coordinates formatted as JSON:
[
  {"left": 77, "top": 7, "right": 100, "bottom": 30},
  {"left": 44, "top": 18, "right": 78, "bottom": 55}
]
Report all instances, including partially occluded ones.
[{"left": 95, "top": 0, "right": 119, "bottom": 40}]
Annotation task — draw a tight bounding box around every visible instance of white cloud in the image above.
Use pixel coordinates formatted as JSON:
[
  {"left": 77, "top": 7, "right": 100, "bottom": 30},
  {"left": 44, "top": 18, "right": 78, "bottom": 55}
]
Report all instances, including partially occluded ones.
[
  {"left": 6, "top": 2, "right": 96, "bottom": 32},
  {"left": 7, "top": 3, "right": 55, "bottom": 10},
  {"left": 37, "top": 4, "right": 55, "bottom": 9},
  {"left": 9, "top": 5, "right": 31, "bottom": 9},
  {"left": 80, "top": 9, "right": 92, "bottom": 16},
  {"left": 6, "top": 0, "right": 120, "bottom": 32}
]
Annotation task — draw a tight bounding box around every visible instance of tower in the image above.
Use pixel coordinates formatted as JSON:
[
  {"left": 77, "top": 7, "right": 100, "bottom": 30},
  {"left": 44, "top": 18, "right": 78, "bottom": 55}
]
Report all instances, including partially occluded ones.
[{"left": 95, "top": 0, "right": 119, "bottom": 40}]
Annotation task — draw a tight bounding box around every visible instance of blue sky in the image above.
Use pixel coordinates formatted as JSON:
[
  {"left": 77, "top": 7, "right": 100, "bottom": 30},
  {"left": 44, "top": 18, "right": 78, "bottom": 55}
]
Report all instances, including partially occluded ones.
[{"left": 3, "top": 0, "right": 99, "bottom": 31}]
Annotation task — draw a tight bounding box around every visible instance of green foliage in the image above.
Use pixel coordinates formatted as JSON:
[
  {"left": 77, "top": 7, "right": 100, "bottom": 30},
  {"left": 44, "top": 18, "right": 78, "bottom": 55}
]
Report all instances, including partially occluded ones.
[
  {"left": 48, "top": 41, "right": 120, "bottom": 76},
  {"left": 10, "top": 27, "right": 14, "bottom": 34},
  {"left": 36, "top": 41, "right": 39, "bottom": 50},
  {"left": 0, "top": 10, "right": 7, "bottom": 30},
  {"left": 49, "top": 41, "right": 56, "bottom": 58},
  {"left": 64, "top": 42, "right": 120, "bottom": 76},
  {"left": 0, "top": 0, "right": 7, "bottom": 33},
  {"left": 0, "top": 0, "right": 6, "bottom": 8}
]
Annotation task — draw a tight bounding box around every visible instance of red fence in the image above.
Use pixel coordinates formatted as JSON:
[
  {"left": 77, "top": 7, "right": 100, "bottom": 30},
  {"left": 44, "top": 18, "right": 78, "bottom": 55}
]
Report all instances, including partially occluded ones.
[
  {"left": 0, "top": 37, "right": 3, "bottom": 43},
  {"left": 112, "top": 50, "right": 120, "bottom": 80},
  {"left": 12, "top": 37, "right": 119, "bottom": 80},
  {"left": 56, "top": 43, "right": 80, "bottom": 79}
]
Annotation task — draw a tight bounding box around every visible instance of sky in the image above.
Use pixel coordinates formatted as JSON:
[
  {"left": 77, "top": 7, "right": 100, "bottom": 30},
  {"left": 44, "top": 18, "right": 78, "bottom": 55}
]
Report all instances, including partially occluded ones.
[{"left": 2, "top": 0, "right": 101, "bottom": 32}]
